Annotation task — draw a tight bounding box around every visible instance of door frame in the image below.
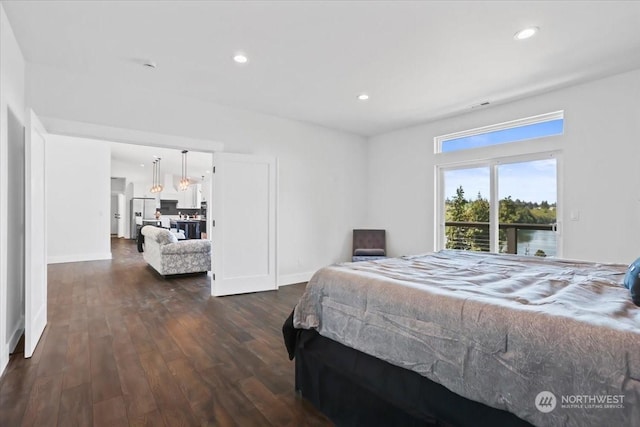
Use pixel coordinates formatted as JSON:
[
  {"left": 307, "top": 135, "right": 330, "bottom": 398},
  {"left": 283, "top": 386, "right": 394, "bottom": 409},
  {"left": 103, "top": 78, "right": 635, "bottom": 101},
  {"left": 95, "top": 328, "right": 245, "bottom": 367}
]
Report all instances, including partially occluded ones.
[
  {"left": 24, "top": 109, "right": 48, "bottom": 358},
  {"left": 0, "top": 106, "right": 25, "bottom": 371}
]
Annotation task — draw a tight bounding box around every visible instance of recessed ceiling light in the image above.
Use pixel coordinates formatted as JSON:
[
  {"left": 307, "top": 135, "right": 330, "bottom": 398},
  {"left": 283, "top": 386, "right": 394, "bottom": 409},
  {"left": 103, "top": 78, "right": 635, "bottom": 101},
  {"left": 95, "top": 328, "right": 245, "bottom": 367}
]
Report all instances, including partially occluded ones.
[
  {"left": 233, "top": 53, "right": 248, "bottom": 64},
  {"left": 514, "top": 27, "right": 539, "bottom": 40},
  {"left": 357, "top": 93, "right": 370, "bottom": 101},
  {"left": 140, "top": 163, "right": 145, "bottom": 167}
]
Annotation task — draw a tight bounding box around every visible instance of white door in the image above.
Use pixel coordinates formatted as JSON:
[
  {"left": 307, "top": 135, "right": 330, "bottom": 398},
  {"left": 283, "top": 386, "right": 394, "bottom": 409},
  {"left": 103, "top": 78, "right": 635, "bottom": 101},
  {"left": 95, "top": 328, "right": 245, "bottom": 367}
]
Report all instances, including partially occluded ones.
[
  {"left": 117, "top": 194, "right": 125, "bottom": 238},
  {"left": 211, "top": 153, "right": 277, "bottom": 296},
  {"left": 24, "top": 109, "right": 47, "bottom": 358},
  {"left": 110, "top": 194, "right": 118, "bottom": 234}
]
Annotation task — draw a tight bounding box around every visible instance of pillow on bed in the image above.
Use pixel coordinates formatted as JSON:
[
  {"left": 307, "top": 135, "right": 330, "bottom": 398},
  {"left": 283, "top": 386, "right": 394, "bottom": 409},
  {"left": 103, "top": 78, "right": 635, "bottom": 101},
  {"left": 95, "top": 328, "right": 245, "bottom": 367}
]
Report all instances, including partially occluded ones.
[
  {"left": 354, "top": 248, "right": 386, "bottom": 256},
  {"left": 623, "top": 258, "right": 640, "bottom": 306}
]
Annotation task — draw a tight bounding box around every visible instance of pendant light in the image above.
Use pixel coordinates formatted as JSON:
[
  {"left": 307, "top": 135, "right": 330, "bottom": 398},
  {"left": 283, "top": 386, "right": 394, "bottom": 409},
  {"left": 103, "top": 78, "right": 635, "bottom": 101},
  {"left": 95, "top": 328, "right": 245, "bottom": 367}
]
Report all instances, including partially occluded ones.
[
  {"left": 156, "top": 158, "right": 164, "bottom": 193},
  {"left": 179, "top": 150, "right": 190, "bottom": 191},
  {"left": 150, "top": 158, "right": 164, "bottom": 193},
  {"left": 149, "top": 160, "right": 157, "bottom": 193}
]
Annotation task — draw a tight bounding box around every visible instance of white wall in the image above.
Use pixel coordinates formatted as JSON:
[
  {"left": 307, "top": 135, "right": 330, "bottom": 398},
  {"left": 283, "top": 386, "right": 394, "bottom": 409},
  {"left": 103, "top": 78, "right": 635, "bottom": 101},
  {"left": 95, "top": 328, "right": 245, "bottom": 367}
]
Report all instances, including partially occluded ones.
[
  {"left": 0, "top": 3, "right": 26, "bottom": 374},
  {"left": 46, "top": 135, "right": 112, "bottom": 263},
  {"left": 28, "top": 63, "right": 368, "bottom": 284},
  {"left": 367, "top": 69, "right": 640, "bottom": 264}
]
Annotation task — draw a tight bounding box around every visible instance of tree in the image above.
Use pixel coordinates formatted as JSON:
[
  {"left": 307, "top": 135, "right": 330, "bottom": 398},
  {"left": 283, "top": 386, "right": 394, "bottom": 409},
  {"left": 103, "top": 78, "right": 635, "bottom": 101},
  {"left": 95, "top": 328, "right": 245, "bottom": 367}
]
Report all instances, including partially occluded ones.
[
  {"left": 445, "top": 185, "right": 556, "bottom": 254},
  {"left": 446, "top": 186, "right": 469, "bottom": 249},
  {"left": 467, "top": 193, "right": 490, "bottom": 251},
  {"left": 468, "top": 193, "right": 489, "bottom": 222},
  {"left": 449, "top": 186, "right": 467, "bottom": 221},
  {"left": 499, "top": 196, "right": 518, "bottom": 223},
  {"left": 515, "top": 207, "right": 535, "bottom": 224}
]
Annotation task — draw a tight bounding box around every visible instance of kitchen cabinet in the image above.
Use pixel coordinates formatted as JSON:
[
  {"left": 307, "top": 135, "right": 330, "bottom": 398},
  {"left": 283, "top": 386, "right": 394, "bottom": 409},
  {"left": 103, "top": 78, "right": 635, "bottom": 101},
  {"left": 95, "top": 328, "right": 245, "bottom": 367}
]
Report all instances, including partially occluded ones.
[
  {"left": 175, "top": 220, "right": 201, "bottom": 239},
  {"left": 177, "top": 184, "right": 201, "bottom": 209},
  {"left": 201, "top": 179, "right": 209, "bottom": 202}
]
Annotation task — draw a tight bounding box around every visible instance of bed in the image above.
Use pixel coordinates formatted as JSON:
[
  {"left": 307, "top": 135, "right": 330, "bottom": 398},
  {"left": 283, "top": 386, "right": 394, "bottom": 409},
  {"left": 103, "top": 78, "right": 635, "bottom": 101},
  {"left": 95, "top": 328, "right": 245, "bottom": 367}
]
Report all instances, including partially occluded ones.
[{"left": 285, "top": 250, "right": 640, "bottom": 427}]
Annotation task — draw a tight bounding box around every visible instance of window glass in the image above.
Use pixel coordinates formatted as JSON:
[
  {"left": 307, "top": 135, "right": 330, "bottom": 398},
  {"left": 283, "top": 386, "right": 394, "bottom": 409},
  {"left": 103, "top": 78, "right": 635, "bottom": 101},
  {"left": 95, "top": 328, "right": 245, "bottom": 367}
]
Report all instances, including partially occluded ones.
[
  {"left": 444, "top": 168, "right": 490, "bottom": 252},
  {"left": 441, "top": 119, "right": 563, "bottom": 153},
  {"left": 440, "top": 157, "right": 558, "bottom": 257},
  {"left": 497, "top": 159, "right": 557, "bottom": 256}
]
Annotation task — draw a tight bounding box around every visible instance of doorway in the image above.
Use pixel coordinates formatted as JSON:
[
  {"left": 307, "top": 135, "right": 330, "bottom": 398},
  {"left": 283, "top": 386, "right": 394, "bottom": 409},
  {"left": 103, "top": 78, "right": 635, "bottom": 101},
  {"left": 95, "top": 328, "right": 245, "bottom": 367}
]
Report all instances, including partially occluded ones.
[
  {"left": 110, "top": 177, "right": 126, "bottom": 239},
  {"left": 111, "top": 194, "right": 119, "bottom": 235},
  {"left": 108, "top": 142, "right": 214, "bottom": 244},
  {"left": 110, "top": 192, "right": 125, "bottom": 238}
]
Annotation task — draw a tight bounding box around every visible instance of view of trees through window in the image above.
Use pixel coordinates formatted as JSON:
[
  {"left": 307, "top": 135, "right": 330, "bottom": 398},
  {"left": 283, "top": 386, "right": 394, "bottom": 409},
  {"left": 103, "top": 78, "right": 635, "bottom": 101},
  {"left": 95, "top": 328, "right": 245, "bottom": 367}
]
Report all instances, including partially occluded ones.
[{"left": 444, "top": 159, "right": 557, "bottom": 256}]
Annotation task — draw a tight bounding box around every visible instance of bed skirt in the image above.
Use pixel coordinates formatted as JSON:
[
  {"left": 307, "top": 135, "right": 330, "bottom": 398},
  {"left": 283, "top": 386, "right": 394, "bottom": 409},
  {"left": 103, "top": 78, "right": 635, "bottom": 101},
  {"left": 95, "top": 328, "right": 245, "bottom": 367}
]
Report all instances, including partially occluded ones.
[{"left": 292, "top": 328, "right": 533, "bottom": 427}]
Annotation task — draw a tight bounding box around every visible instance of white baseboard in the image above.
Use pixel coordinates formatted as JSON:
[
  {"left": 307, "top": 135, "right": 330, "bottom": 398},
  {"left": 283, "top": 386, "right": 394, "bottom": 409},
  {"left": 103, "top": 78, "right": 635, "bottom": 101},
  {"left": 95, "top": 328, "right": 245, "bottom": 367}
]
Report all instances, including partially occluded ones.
[
  {"left": 25, "top": 305, "right": 47, "bottom": 358},
  {"left": 278, "top": 271, "right": 314, "bottom": 287},
  {"left": 0, "top": 352, "right": 8, "bottom": 378},
  {"left": 8, "top": 318, "right": 24, "bottom": 354},
  {"left": 48, "top": 252, "right": 112, "bottom": 264}
]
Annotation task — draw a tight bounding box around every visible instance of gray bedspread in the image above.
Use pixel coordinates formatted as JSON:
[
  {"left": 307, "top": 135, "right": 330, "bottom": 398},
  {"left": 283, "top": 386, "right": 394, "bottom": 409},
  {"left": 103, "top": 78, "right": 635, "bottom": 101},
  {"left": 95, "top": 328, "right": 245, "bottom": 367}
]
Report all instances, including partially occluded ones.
[{"left": 293, "top": 250, "right": 640, "bottom": 427}]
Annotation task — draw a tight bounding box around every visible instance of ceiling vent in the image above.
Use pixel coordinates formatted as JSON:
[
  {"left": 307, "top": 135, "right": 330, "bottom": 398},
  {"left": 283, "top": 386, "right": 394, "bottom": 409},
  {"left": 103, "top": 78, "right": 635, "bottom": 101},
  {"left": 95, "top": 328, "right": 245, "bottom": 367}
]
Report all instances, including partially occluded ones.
[{"left": 470, "top": 101, "right": 490, "bottom": 109}]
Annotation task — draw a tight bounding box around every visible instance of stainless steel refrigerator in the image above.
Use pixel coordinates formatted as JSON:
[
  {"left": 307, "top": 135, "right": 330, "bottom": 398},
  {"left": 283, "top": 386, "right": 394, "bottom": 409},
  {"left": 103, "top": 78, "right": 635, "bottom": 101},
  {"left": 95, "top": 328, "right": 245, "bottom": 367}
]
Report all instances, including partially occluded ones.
[{"left": 130, "top": 197, "right": 157, "bottom": 239}]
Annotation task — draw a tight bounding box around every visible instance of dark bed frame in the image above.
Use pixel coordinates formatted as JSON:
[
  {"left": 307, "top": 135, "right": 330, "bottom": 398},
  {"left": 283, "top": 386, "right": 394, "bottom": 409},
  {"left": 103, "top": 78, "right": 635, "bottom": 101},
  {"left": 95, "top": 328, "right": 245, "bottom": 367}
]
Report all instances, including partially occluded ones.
[{"left": 285, "top": 317, "right": 533, "bottom": 427}]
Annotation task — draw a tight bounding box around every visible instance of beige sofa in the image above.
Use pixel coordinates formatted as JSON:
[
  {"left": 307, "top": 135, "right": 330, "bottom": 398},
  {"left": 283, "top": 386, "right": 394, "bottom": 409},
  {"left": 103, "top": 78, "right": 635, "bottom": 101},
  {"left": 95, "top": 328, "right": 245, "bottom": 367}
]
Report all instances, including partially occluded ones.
[{"left": 141, "top": 226, "right": 211, "bottom": 276}]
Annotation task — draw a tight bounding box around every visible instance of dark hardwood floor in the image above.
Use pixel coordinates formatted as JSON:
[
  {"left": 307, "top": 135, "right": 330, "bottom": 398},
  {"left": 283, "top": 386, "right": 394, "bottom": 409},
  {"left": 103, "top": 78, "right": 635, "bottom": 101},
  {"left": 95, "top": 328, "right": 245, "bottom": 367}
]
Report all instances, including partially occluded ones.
[{"left": 0, "top": 238, "right": 332, "bottom": 426}]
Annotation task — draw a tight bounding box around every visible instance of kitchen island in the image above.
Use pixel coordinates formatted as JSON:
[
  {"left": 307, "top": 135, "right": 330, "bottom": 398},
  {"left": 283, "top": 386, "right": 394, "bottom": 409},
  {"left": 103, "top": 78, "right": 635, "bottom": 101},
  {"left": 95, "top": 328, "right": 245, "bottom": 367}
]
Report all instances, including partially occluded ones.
[{"left": 172, "top": 219, "right": 202, "bottom": 239}]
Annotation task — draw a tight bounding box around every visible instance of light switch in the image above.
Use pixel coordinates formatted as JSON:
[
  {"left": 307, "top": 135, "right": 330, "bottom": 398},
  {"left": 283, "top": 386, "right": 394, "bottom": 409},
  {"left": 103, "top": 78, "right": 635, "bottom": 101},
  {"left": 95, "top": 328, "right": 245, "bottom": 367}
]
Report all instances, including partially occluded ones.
[{"left": 570, "top": 210, "right": 580, "bottom": 221}]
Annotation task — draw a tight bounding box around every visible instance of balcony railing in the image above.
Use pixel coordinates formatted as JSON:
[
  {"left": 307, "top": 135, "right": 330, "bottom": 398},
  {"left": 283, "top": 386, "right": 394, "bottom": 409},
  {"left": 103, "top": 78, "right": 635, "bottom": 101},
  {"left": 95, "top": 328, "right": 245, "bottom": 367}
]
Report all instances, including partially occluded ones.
[{"left": 445, "top": 221, "right": 556, "bottom": 256}]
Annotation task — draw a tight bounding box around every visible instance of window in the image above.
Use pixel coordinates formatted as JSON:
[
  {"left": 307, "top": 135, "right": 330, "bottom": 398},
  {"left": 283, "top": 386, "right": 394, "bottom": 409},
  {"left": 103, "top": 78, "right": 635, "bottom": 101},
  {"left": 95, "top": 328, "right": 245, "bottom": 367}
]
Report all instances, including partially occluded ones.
[
  {"left": 435, "top": 112, "right": 563, "bottom": 257},
  {"left": 435, "top": 111, "right": 564, "bottom": 153},
  {"left": 439, "top": 155, "right": 559, "bottom": 257},
  {"left": 443, "top": 167, "right": 491, "bottom": 252}
]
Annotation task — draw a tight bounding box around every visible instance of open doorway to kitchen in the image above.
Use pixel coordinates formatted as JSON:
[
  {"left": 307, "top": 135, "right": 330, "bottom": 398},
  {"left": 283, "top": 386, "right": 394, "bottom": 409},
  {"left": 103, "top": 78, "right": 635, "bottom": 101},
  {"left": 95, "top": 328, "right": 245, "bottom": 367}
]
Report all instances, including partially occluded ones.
[
  {"left": 108, "top": 142, "right": 214, "bottom": 247},
  {"left": 44, "top": 131, "right": 277, "bottom": 298}
]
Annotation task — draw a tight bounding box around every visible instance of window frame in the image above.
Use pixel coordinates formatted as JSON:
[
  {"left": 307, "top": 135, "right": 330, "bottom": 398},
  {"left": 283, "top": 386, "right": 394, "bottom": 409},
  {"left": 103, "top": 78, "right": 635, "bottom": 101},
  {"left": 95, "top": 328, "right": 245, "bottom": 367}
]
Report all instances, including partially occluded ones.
[
  {"left": 435, "top": 151, "right": 563, "bottom": 256},
  {"left": 434, "top": 110, "right": 564, "bottom": 154}
]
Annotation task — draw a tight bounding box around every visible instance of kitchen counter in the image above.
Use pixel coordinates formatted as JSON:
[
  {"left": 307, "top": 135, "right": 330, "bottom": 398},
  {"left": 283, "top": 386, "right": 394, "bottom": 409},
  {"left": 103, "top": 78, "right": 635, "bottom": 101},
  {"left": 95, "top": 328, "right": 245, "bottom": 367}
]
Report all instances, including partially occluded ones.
[
  {"left": 136, "top": 218, "right": 162, "bottom": 226},
  {"left": 172, "top": 219, "right": 205, "bottom": 239}
]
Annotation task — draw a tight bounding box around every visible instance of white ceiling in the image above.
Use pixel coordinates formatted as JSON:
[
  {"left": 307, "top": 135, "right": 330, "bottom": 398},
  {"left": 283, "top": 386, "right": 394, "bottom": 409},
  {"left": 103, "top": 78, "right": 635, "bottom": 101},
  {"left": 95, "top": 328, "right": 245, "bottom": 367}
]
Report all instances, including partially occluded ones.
[{"left": 4, "top": 1, "right": 640, "bottom": 136}]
